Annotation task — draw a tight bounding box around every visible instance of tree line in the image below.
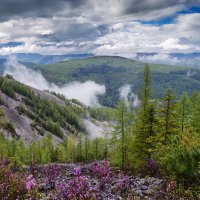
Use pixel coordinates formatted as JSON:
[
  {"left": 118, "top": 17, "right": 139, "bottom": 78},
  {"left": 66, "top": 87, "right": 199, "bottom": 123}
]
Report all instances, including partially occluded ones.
[{"left": 0, "top": 66, "right": 200, "bottom": 186}]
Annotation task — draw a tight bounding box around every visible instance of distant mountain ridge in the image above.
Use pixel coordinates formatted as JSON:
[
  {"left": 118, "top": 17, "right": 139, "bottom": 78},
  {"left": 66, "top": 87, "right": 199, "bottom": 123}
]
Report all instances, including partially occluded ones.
[
  {"left": 1, "top": 55, "right": 200, "bottom": 107},
  {"left": 0, "top": 52, "right": 199, "bottom": 67},
  {"left": 0, "top": 53, "right": 93, "bottom": 64},
  {"left": 34, "top": 56, "right": 200, "bottom": 107}
]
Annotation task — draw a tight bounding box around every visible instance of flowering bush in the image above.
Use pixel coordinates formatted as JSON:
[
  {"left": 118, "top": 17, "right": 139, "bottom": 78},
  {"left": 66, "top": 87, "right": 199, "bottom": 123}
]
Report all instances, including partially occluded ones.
[
  {"left": 73, "top": 167, "right": 81, "bottom": 176},
  {"left": 56, "top": 166, "right": 101, "bottom": 200},
  {"left": 90, "top": 160, "right": 113, "bottom": 186},
  {"left": 25, "top": 174, "right": 37, "bottom": 190},
  {"left": 116, "top": 172, "right": 130, "bottom": 192},
  {"left": 25, "top": 174, "right": 38, "bottom": 200},
  {"left": 43, "top": 164, "right": 61, "bottom": 188},
  {"left": 0, "top": 159, "right": 28, "bottom": 199}
]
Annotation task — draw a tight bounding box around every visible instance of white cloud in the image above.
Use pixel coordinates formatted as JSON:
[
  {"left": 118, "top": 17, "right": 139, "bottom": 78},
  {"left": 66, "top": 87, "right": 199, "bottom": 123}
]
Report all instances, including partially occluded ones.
[
  {"left": 83, "top": 119, "right": 105, "bottom": 139},
  {"left": 134, "top": 53, "right": 200, "bottom": 67},
  {"left": 119, "top": 84, "right": 139, "bottom": 107},
  {"left": 0, "top": 17, "right": 97, "bottom": 55},
  {"left": 0, "top": 8, "right": 199, "bottom": 60},
  {"left": 160, "top": 38, "right": 191, "bottom": 50},
  {"left": 92, "top": 13, "right": 200, "bottom": 56},
  {"left": 3, "top": 56, "right": 106, "bottom": 106}
]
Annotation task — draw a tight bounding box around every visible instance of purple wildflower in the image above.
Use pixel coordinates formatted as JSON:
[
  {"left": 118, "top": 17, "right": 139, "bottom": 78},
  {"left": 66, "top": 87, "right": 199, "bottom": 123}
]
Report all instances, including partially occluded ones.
[
  {"left": 73, "top": 167, "right": 81, "bottom": 176},
  {"left": 43, "top": 164, "right": 61, "bottom": 188},
  {"left": 117, "top": 172, "right": 130, "bottom": 192},
  {"left": 25, "top": 174, "right": 37, "bottom": 191}
]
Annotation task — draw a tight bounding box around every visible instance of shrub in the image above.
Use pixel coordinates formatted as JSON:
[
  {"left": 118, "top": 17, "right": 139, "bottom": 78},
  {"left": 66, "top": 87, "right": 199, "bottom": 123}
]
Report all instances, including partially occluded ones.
[
  {"left": 116, "top": 172, "right": 130, "bottom": 192},
  {"left": 90, "top": 160, "right": 113, "bottom": 187},
  {"left": 0, "top": 159, "right": 28, "bottom": 199},
  {"left": 43, "top": 164, "right": 61, "bottom": 189},
  {"left": 56, "top": 167, "right": 100, "bottom": 200}
]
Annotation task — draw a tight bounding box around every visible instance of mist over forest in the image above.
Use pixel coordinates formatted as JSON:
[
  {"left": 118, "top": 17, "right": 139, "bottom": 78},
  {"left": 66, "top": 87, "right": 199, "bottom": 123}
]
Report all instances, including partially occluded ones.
[{"left": 0, "top": 0, "right": 200, "bottom": 199}]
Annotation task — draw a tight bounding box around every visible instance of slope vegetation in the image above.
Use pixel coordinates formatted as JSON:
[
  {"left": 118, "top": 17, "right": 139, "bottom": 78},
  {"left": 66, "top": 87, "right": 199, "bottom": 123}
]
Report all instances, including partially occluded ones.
[
  {"left": 36, "top": 56, "right": 200, "bottom": 107},
  {"left": 0, "top": 75, "right": 90, "bottom": 143}
]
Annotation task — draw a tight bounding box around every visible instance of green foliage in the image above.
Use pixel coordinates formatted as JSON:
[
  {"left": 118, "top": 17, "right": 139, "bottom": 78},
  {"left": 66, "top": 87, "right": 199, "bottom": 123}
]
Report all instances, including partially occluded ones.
[
  {"left": 110, "top": 100, "right": 132, "bottom": 169},
  {"left": 109, "top": 65, "right": 200, "bottom": 183},
  {"left": 88, "top": 107, "right": 114, "bottom": 121},
  {"left": 191, "top": 92, "right": 200, "bottom": 133},
  {"left": 0, "top": 132, "right": 108, "bottom": 165},
  {"left": 5, "top": 121, "right": 18, "bottom": 138},
  {"left": 0, "top": 78, "right": 16, "bottom": 98},
  {"left": 155, "top": 130, "right": 200, "bottom": 189},
  {"left": 0, "top": 76, "right": 86, "bottom": 137},
  {"left": 132, "top": 64, "right": 157, "bottom": 171},
  {"left": 157, "top": 89, "right": 179, "bottom": 145},
  {"left": 44, "top": 119, "right": 64, "bottom": 139},
  {"left": 0, "top": 160, "right": 28, "bottom": 199},
  {"left": 177, "top": 92, "right": 192, "bottom": 136},
  {"left": 0, "top": 108, "right": 19, "bottom": 139},
  {"left": 0, "top": 63, "right": 200, "bottom": 194},
  {"left": 34, "top": 56, "right": 200, "bottom": 107}
]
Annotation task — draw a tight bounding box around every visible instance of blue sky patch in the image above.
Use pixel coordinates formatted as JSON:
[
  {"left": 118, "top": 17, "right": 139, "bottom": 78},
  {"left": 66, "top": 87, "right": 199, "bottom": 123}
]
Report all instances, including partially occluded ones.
[
  {"left": 138, "top": 6, "right": 200, "bottom": 26},
  {"left": 0, "top": 42, "right": 24, "bottom": 48}
]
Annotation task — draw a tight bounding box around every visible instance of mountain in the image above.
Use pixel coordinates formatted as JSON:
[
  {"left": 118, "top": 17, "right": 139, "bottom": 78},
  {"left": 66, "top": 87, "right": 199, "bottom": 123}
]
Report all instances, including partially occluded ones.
[
  {"left": 0, "top": 58, "right": 38, "bottom": 74},
  {"left": 1, "top": 52, "right": 199, "bottom": 66},
  {"left": 136, "top": 52, "right": 200, "bottom": 68},
  {"left": 0, "top": 75, "right": 111, "bottom": 143},
  {"left": 0, "top": 53, "right": 93, "bottom": 64},
  {"left": 34, "top": 56, "right": 200, "bottom": 107}
]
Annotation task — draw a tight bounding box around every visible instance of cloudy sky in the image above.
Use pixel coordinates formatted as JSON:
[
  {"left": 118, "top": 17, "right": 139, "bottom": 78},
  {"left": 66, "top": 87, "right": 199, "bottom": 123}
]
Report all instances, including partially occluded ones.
[{"left": 0, "top": 0, "right": 200, "bottom": 60}]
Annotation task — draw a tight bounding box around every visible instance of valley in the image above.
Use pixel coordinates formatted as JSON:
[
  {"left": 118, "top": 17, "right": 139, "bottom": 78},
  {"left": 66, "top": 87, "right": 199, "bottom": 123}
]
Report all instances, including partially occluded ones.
[
  {"left": 1, "top": 0, "right": 200, "bottom": 199},
  {"left": 0, "top": 75, "right": 112, "bottom": 143},
  {"left": 35, "top": 56, "right": 200, "bottom": 107},
  {"left": 0, "top": 59, "right": 200, "bottom": 199}
]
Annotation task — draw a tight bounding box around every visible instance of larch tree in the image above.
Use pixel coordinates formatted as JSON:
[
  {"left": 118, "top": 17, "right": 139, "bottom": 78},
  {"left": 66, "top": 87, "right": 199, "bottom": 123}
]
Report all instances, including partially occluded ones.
[
  {"left": 177, "top": 92, "right": 191, "bottom": 137},
  {"left": 111, "top": 100, "right": 130, "bottom": 170},
  {"left": 157, "top": 89, "right": 179, "bottom": 145},
  {"left": 132, "top": 64, "right": 157, "bottom": 171}
]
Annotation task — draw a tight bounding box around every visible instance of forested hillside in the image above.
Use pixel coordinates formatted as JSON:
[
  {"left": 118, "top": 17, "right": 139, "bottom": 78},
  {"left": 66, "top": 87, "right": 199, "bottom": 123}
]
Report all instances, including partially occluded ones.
[
  {"left": 0, "top": 75, "right": 113, "bottom": 144},
  {"left": 1, "top": 0, "right": 200, "bottom": 198},
  {"left": 0, "top": 65, "right": 200, "bottom": 199},
  {"left": 35, "top": 56, "right": 200, "bottom": 107}
]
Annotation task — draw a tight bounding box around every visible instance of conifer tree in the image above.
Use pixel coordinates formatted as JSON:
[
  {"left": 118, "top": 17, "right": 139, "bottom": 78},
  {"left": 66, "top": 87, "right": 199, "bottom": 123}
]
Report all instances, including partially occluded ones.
[
  {"left": 191, "top": 92, "right": 200, "bottom": 133},
  {"left": 132, "top": 64, "right": 157, "bottom": 170},
  {"left": 158, "top": 89, "right": 179, "bottom": 145},
  {"left": 77, "top": 133, "right": 83, "bottom": 161},
  {"left": 178, "top": 92, "right": 191, "bottom": 137},
  {"left": 84, "top": 135, "right": 90, "bottom": 161},
  {"left": 111, "top": 100, "right": 130, "bottom": 169}
]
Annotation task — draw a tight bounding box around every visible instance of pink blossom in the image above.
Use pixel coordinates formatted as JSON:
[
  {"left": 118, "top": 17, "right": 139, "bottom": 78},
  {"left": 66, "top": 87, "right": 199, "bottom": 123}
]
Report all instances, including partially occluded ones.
[{"left": 25, "top": 174, "right": 37, "bottom": 191}]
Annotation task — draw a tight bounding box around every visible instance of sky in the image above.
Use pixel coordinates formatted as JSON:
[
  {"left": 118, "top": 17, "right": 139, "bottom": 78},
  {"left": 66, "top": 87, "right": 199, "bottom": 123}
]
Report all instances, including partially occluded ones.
[{"left": 0, "top": 0, "right": 200, "bottom": 62}]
